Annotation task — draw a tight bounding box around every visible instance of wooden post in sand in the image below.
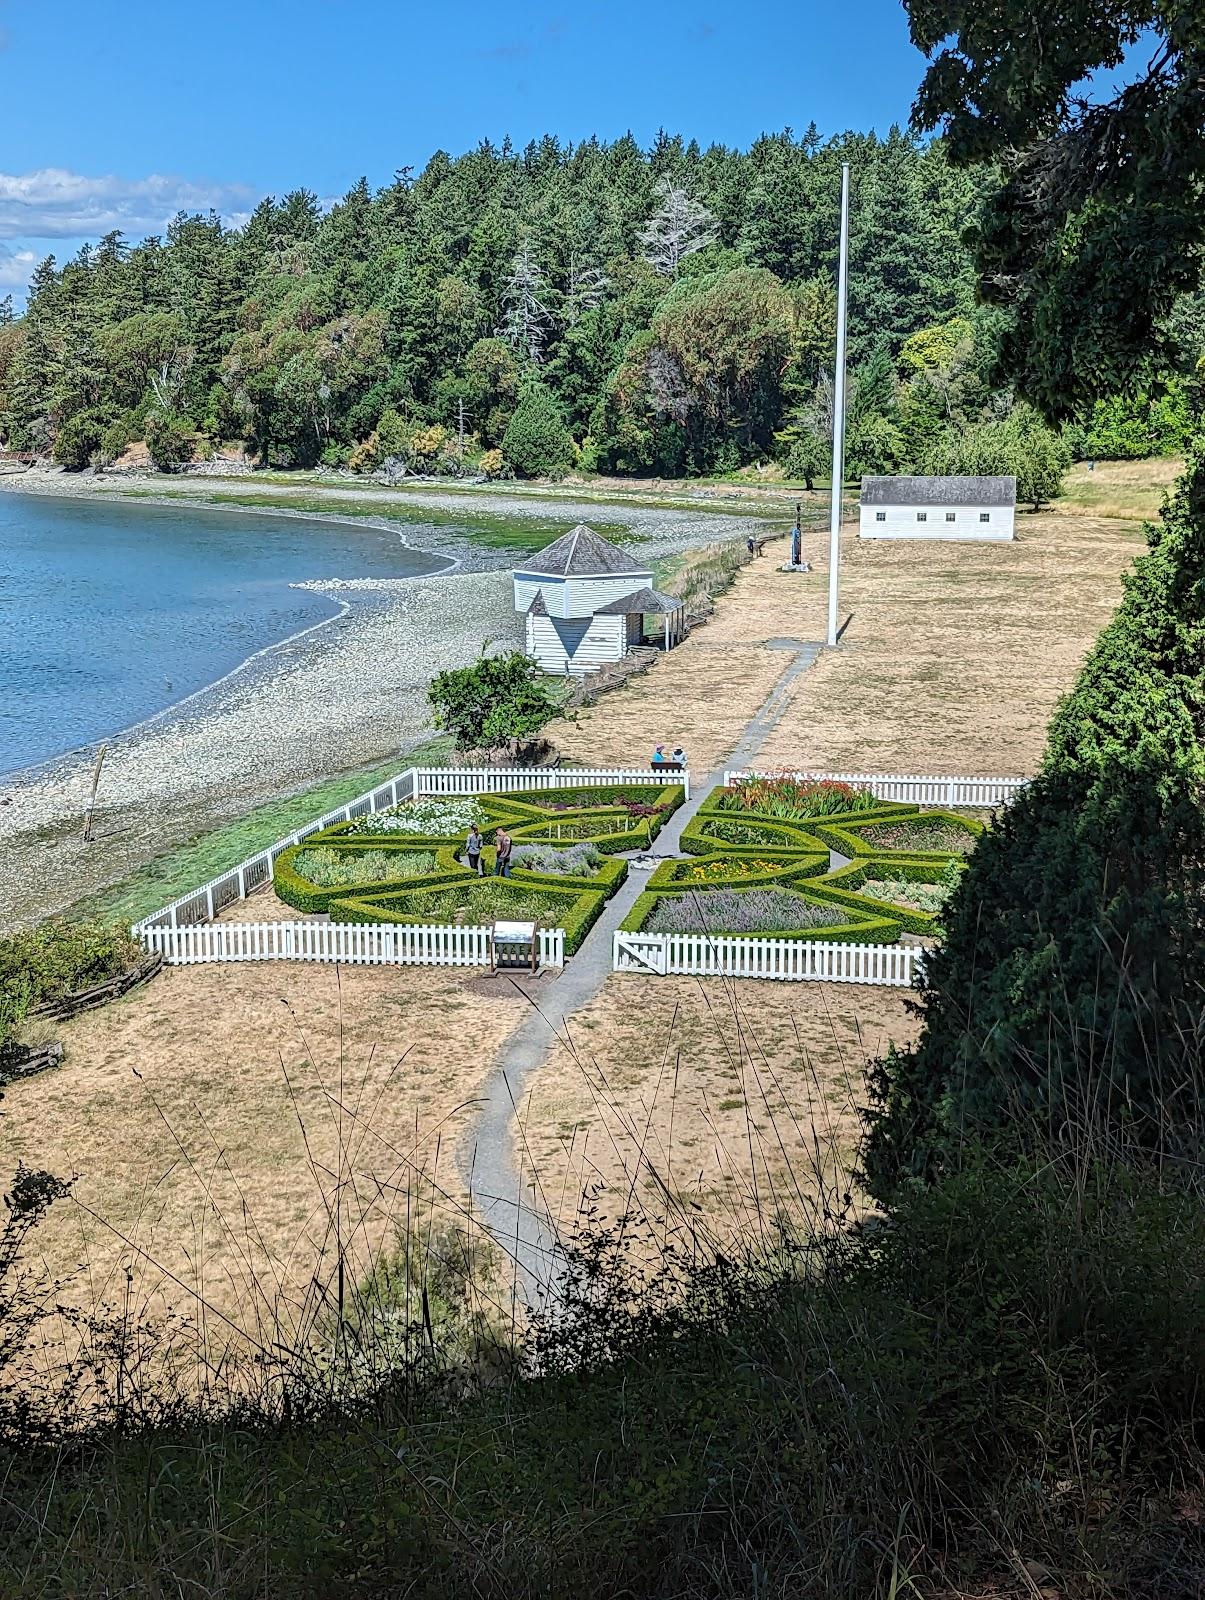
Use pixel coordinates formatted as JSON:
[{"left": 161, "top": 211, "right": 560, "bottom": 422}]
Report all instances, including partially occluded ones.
[{"left": 82, "top": 744, "right": 107, "bottom": 843}]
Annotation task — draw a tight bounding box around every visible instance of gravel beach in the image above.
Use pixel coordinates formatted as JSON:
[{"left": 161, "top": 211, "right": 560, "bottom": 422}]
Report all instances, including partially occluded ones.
[{"left": 0, "top": 472, "right": 772, "bottom": 926}]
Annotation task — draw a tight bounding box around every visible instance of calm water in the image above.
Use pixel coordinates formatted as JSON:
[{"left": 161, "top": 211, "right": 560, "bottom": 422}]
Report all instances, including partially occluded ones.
[{"left": 0, "top": 494, "right": 443, "bottom": 776}]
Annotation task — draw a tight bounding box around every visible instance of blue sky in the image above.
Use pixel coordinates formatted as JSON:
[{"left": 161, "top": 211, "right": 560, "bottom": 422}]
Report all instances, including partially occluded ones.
[
  {"left": 0, "top": 0, "right": 1156, "bottom": 306},
  {"left": 0, "top": 0, "right": 930, "bottom": 303}
]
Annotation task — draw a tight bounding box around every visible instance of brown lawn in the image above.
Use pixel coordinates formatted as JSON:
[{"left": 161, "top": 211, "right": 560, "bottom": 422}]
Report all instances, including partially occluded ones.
[
  {"left": 0, "top": 964, "right": 528, "bottom": 1355},
  {"left": 547, "top": 510, "right": 1146, "bottom": 779},
  {"left": 521, "top": 975, "right": 918, "bottom": 1254}
]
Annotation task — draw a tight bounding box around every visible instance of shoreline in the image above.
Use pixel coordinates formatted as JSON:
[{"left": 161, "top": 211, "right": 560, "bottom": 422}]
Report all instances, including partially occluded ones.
[
  {"left": 0, "top": 495, "right": 463, "bottom": 788},
  {"left": 1, "top": 476, "right": 770, "bottom": 928}
]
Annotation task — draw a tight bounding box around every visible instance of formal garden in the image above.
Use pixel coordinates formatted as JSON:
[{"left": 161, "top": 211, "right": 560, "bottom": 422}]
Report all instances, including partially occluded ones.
[
  {"left": 619, "top": 777, "right": 984, "bottom": 944},
  {"left": 271, "top": 780, "right": 685, "bottom": 955}
]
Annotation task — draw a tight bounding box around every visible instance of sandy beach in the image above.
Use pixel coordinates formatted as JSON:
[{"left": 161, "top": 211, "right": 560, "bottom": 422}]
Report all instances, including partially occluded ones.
[{"left": 0, "top": 471, "right": 773, "bottom": 927}]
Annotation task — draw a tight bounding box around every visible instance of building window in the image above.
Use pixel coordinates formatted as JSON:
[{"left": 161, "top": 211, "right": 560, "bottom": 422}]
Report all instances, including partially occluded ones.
[
  {"left": 875, "top": 511, "right": 886, "bottom": 522},
  {"left": 980, "top": 512, "right": 991, "bottom": 523},
  {"left": 916, "top": 512, "right": 927, "bottom": 522},
  {"left": 945, "top": 511, "right": 956, "bottom": 522}
]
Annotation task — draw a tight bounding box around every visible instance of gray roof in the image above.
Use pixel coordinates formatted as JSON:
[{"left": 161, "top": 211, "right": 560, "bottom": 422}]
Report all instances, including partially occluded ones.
[
  {"left": 860, "top": 475, "right": 1016, "bottom": 508},
  {"left": 521, "top": 523, "right": 649, "bottom": 577},
  {"left": 594, "top": 586, "right": 683, "bottom": 615}
]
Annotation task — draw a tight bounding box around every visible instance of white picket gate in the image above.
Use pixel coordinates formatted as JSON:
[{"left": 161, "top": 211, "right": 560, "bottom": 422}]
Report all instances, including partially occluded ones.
[
  {"left": 140, "top": 921, "right": 565, "bottom": 970},
  {"left": 612, "top": 931, "right": 921, "bottom": 987},
  {"left": 722, "top": 769, "right": 1028, "bottom": 807}
]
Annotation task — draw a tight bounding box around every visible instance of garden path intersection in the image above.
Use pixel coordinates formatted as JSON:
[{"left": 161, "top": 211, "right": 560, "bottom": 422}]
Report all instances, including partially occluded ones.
[{"left": 459, "top": 635, "right": 826, "bottom": 1297}]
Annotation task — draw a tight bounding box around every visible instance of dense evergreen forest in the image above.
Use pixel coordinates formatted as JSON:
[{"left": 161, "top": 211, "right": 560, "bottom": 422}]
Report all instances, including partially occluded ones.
[{"left": 0, "top": 127, "right": 1198, "bottom": 483}]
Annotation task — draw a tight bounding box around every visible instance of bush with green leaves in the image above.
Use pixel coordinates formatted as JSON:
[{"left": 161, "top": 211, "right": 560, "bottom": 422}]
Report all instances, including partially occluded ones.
[
  {"left": 0, "top": 921, "right": 144, "bottom": 1012},
  {"left": 500, "top": 381, "right": 575, "bottom": 478},
  {"left": 427, "top": 651, "right": 562, "bottom": 753},
  {"left": 145, "top": 411, "right": 195, "bottom": 471},
  {"left": 864, "top": 443, "right": 1205, "bottom": 1200}
]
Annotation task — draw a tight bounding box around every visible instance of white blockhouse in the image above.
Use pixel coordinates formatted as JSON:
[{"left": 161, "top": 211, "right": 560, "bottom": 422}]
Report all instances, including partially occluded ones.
[
  {"left": 513, "top": 524, "right": 686, "bottom": 676},
  {"left": 859, "top": 475, "right": 1016, "bottom": 541}
]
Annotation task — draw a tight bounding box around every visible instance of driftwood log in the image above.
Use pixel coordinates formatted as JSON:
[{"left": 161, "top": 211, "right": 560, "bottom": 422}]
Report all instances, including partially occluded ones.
[{"left": 31, "top": 955, "right": 162, "bottom": 1022}]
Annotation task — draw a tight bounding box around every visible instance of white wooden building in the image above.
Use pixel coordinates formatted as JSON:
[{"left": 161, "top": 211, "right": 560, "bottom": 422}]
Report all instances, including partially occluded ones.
[
  {"left": 514, "top": 524, "right": 686, "bottom": 676},
  {"left": 859, "top": 475, "right": 1016, "bottom": 541}
]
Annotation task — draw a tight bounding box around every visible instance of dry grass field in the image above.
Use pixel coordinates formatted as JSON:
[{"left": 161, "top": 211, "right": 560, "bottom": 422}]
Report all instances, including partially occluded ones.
[
  {"left": 549, "top": 506, "right": 1147, "bottom": 778},
  {"left": 521, "top": 976, "right": 918, "bottom": 1252},
  {"left": 0, "top": 964, "right": 527, "bottom": 1353}
]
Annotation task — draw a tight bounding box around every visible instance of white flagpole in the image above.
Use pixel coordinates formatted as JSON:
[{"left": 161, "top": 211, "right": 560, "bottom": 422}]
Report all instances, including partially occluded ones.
[{"left": 826, "top": 161, "right": 851, "bottom": 648}]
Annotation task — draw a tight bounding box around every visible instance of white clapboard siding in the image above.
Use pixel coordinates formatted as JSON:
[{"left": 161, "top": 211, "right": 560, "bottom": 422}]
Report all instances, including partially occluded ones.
[
  {"left": 613, "top": 931, "right": 921, "bottom": 986},
  {"left": 513, "top": 568, "right": 653, "bottom": 618},
  {"left": 525, "top": 611, "right": 626, "bottom": 674},
  {"left": 139, "top": 921, "right": 566, "bottom": 970},
  {"left": 858, "top": 503, "right": 1015, "bottom": 541},
  {"left": 722, "top": 769, "right": 1028, "bottom": 806}
]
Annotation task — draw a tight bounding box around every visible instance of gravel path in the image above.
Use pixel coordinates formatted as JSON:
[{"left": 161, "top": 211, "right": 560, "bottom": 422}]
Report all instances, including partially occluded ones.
[{"left": 461, "top": 637, "right": 825, "bottom": 1299}]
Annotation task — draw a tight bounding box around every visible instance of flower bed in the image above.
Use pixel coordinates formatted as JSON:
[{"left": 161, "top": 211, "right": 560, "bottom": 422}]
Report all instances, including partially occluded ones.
[
  {"left": 344, "top": 797, "right": 488, "bottom": 838},
  {"left": 806, "top": 857, "right": 966, "bottom": 936},
  {"left": 807, "top": 809, "right": 983, "bottom": 860},
  {"left": 648, "top": 852, "right": 828, "bottom": 890},
  {"left": 293, "top": 846, "right": 437, "bottom": 887},
  {"left": 684, "top": 814, "right": 827, "bottom": 852},
  {"left": 508, "top": 782, "right": 684, "bottom": 816},
  {"left": 714, "top": 774, "right": 878, "bottom": 820},
  {"left": 510, "top": 841, "right": 605, "bottom": 877},
  {"left": 338, "top": 877, "right": 607, "bottom": 956},
  {"left": 645, "top": 889, "right": 851, "bottom": 935}
]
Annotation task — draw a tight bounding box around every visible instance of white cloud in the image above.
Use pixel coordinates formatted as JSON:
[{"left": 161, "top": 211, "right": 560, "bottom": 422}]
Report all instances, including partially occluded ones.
[
  {"left": 0, "top": 168, "right": 259, "bottom": 240},
  {"left": 0, "top": 246, "right": 36, "bottom": 292}
]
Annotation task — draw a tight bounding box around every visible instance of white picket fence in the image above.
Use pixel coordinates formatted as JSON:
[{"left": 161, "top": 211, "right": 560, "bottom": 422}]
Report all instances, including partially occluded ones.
[
  {"left": 613, "top": 930, "right": 921, "bottom": 986},
  {"left": 722, "top": 769, "right": 1028, "bottom": 807},
  {"left": 141, "top": 920, "right": 566, "bottom": 971},
  {"left": 415, "top": 765, "right": 690, "bottom": 799},
  {"left": 135, "top": 764, "right": 687, "bottom": 936}
]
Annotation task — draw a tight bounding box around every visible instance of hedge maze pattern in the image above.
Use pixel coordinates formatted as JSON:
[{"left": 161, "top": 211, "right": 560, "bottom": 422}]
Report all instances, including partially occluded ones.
[{"left": 273, "top": 782, "right": 684, "bottom": 956}]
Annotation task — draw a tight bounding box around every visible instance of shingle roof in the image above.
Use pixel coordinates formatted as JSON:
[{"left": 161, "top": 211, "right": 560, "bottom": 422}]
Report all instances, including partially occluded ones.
[
  {"left": 861, "top": 475, "right": 1017, "bottom": 508},
  {"left": 594, "top": 586, "right": 683, "bottom": 615},
  {"left": 521, "top": 523, "right": 649, "bottom": 577}
]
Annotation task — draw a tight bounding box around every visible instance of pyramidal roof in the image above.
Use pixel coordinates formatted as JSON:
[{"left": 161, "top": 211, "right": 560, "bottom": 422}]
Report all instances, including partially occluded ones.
[{"left": 521, "top": 524, "right": 648, "bottom": 578}]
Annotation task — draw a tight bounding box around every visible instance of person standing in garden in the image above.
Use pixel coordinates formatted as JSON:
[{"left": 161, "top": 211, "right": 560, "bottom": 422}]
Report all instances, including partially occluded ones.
[
  {"left": 494, "top": 826, "right": 513, "bottom": 878},
  {"left": 465, "top": 823, "right": 484, "bottom": 875}
]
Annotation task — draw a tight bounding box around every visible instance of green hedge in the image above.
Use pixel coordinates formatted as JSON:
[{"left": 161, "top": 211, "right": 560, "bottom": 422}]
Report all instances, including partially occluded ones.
[
  {"left": 647, "top": 850, "right": 829, "bottom": 891},
  {"left": 337, "top": 879, "right": 607, "bottom": 957},
  {"left": 807, "top": 809, "right": 983, "bottom": 861},
  {"left": 312, "top": 799, "right": 529, "bottom": 850},
  {"left": 681, "top": 812, "right": 830, "bottom": 853},
  {"left": 507, "top": 781, "right": 685, "bottom": 815},
  {"left": 510, "top": 808, "right": 660, "bottom": 856},
  {"left": 272, "top": 843, "right": 467, "bottom": 914},
  {"left": 510, "top": 855, "right": 628, "bottom": 898},
  {"left": 806, "top": 857, "right": 955, "bottom": 936},
  {"left": 619, "top": 886, "right": 901, "bottom": 943}
]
